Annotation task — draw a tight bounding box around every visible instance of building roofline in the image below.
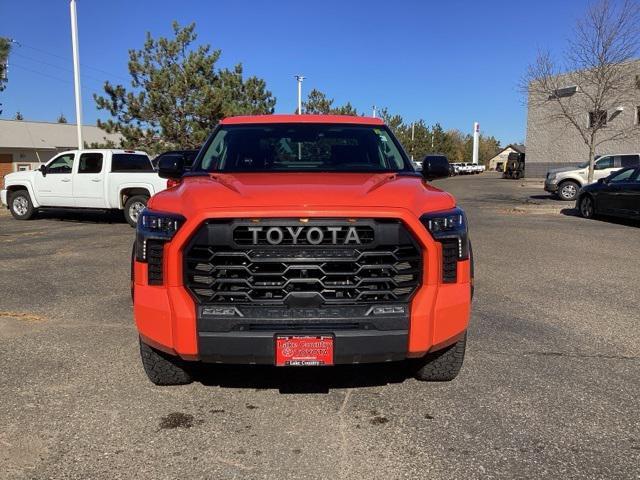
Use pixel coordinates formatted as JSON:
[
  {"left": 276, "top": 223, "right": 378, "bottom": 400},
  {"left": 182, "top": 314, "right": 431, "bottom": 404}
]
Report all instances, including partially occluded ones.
[{"left": 0, "top": 118, "right": 100, "bottom": 127}]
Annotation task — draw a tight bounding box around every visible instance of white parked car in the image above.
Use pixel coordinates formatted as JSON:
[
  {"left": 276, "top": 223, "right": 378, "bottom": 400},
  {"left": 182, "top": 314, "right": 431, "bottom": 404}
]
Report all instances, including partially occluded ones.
[
  {"left": 450, "top": 163, "right": 463, "bottom": 175},
  {"left": 1, "top": 149, "right": 168, "bottom": 226},
  {"left": 460, "top": 163, "right": 475, "bottom": 174},
  {"left": 544, "top": 153, "right": 640, "bottom": 201}
]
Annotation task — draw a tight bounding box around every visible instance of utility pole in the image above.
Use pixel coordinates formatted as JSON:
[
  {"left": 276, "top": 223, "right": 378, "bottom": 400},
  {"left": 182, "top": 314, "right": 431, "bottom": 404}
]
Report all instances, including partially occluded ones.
[
  {"left": 70, "top": 0, "right": 83, "bottom": 149},
  {"left": 472, "top": 122, "right": 480, "bottom": 164},
  {"left": 295, "top": 75, "right": 304, "bottom": 114}
]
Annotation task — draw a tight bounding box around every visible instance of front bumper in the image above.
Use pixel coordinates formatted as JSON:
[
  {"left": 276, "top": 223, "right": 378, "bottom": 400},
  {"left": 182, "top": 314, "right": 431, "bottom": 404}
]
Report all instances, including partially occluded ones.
[
  {"left": 544, "top": 180, "right": 558, "bottom": 193},
  {"left": 0, "top": 189, "right": 8, "bottom": 207},
  {"left": 194, "top": 303, "right": 411, "bottom": 364},
  {"left": 198, "top": 330, "right": 408, "bottom": 364}
]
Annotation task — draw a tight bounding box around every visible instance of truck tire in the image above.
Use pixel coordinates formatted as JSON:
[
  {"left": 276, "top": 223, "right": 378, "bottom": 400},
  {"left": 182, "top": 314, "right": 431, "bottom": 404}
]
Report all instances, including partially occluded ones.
[
  {"left": 124, "top": 195, "right": 149, "bottom": 227},
  {"left": 412, "top": 333, "right": 467, "bottom": 382},
  {"left": 8, "top": 190, "right": 36, "bottom": 220},
  {"left": 139, "top": 339, "right": 193, "bottom": 385},
  {"left": 557, "top": 181, "right": 579, "bottom": 201}
]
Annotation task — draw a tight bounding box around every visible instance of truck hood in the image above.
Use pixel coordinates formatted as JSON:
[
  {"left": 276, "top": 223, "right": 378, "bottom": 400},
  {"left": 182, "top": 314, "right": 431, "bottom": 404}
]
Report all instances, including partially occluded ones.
[
  {"left": 3, "top": 170, "right": 36, "bottom": 184},
  {"left": 547, "top": 165, "right": 584, "bottom": 175},
  {"left": 148, "top": 172, "right": 456, "bottom": 217}
]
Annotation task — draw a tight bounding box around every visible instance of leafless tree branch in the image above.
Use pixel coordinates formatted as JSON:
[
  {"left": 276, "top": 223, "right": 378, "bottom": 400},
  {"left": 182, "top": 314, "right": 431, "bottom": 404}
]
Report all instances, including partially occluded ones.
[{"left": 521, "top": 0, "right": 640, "bottom": 182}]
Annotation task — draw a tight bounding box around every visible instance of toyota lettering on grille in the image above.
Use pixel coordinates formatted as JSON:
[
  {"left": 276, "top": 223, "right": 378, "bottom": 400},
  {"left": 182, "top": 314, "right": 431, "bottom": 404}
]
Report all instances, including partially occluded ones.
[{"left": 241, "top": 226, "right": 363, "bottom": 245}]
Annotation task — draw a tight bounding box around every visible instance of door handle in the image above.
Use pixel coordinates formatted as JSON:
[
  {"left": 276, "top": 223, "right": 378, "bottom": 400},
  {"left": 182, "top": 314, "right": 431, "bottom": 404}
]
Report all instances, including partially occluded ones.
[
  {"left": 91, "top": 178, "right": 102, "bottom": 182},
  {"left": 61, "top": 179, "right": 71, "bottom": 182}
]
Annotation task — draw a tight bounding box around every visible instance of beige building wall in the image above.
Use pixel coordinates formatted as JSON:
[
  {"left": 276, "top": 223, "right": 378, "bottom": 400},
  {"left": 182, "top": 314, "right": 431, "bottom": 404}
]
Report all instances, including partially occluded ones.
[
  {"left": 488, "top": 147, "right": 516, "bottom": 171},
  {"left": 0, "top": 148, "right": 60, "bottom": 171},
  {"left": 525, "top": 60, "right": 640, "bottom": 177}
]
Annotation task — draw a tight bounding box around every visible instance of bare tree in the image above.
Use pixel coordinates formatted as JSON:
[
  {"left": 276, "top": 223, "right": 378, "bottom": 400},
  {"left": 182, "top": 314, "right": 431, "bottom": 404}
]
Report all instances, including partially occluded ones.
[{"left": 523, "top": 0, "right": 640, "bottom": 182}]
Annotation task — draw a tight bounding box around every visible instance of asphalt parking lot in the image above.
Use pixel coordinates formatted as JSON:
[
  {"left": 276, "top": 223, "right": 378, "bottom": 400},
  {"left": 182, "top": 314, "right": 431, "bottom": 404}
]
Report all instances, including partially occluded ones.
[{"left": 1, "top": 174, "right": 638, "bottom": 479}]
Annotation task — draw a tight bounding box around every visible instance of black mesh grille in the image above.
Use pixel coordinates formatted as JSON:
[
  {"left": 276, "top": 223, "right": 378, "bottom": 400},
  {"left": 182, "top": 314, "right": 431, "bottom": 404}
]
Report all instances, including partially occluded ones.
[
  {"left": 184, "top": 219, "right": 422, "bottom": 306},
  {"left": 440, "top": 238, "right": 458, "bottom": 283},
  {"left": 147, "top": 240, "right": 164, "bottom": 285}
]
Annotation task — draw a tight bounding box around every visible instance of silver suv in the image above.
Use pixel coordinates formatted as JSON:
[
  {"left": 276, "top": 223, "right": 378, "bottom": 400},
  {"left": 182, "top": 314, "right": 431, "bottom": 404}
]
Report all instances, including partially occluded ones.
[{"left": 544, "top": 154, "right": 640, "bottom": 201}]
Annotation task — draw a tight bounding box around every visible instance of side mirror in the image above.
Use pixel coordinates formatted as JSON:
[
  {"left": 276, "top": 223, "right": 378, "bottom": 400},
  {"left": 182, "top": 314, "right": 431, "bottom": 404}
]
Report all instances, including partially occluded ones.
[
  {"left": 39, "top": 164, "right": 47, "bottom": 177},
  {"left": 157, "top": 155, "right": 185, "bottom": 179},
  {"left": 597, "top": 178, "right": 606, "bottom": 184},
  {"left": 421, "top": 156, "right": 450, "bottom": 181}
]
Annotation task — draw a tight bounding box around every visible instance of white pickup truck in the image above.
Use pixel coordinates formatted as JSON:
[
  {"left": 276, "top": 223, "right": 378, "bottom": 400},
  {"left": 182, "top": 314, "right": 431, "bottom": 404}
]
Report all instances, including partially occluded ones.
[{"left": 1, "top": 149, "right": 167, "bottom": 226}]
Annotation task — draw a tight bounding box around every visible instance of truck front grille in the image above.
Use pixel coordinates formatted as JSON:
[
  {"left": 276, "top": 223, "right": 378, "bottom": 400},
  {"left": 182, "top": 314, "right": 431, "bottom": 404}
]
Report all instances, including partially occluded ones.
[{"left": 183, "top": 219, "right": 422, "bottom": 306}]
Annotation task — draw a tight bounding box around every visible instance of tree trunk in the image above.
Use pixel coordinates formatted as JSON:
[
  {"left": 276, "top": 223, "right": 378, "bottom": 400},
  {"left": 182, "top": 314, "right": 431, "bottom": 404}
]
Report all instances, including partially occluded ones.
[{"left": 587, "top": 135, "right": 596, "bottom": 183}]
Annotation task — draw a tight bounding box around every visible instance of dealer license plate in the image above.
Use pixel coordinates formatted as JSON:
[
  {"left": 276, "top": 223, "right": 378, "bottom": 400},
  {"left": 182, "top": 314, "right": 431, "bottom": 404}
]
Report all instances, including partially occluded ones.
[{"left": 275, "top": 335, "right": 334, "bottom": 366}]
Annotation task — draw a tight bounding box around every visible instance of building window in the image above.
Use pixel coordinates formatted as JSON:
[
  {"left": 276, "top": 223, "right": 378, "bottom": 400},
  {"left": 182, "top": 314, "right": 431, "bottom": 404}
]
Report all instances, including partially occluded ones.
[
  {"left": 589, "top": 110, "right": 607, "bottom": 128},
  {"left": 549, "top": 85, "right": 577, "bottom": 99},
  {"left": 636, "top": 106, "right": 640, "bottom": 125}
]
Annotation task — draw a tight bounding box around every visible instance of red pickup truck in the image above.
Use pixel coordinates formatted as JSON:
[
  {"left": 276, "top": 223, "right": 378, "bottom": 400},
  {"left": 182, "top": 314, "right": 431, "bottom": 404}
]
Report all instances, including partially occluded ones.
[{"left": 132, "top": 115, "right": 473, "bottom": 385}]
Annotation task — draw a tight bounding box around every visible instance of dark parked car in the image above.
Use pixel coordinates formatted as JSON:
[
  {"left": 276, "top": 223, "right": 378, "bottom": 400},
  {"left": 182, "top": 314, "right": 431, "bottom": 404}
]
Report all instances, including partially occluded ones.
[
  {"left": 151, "top": 150, "right": 199, "bottom": 170},
  {"left": 577, "top": 167, "right": 640, "bottom": 220}
]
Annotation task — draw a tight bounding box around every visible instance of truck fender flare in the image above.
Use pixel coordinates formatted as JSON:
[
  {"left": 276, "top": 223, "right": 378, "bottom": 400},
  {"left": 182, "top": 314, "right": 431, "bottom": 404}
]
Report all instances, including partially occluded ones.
[
  {"left": 118, "top": 183, "right": 155, "bottom": 209},
  {"left": 559, "top": 175, "right": 584, "bottom": 187},
  {"left": 5, "top": 181, "right": 41, "bottom": 208}
]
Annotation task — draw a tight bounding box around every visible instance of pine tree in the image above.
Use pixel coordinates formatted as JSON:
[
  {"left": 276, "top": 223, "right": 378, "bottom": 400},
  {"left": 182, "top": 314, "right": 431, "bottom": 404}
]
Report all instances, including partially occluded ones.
[
  {"left": 94, "top": 22, "right": 276, "bottom": 154},
  {"left": 0, "top": 37, "right": 11, "bottom": 92},
  {"left": 302, "top": 89, "right": 358, "bottom": 115}
]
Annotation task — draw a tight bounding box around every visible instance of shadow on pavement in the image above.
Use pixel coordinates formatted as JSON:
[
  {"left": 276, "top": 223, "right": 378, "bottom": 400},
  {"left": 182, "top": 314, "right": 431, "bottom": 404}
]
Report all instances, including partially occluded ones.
[
  {"left": 529, "top": 194, "right": 559, "bottom": 201},
  {"left": 195, "top": 362, "right": 412, "bottom": 393},
  {"left": 35, "top": 209, "right": 128, "bottom": 225},
  {"left": 561, "top": 208, "right": 640, "bottom": 227},
  {"left": 561, "top": 207, "right": 580, "bottom": 217}
]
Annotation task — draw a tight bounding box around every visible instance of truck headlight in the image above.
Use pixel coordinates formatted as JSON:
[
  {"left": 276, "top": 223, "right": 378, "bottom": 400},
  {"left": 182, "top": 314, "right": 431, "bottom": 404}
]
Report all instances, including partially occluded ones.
[
  {"left": 135, "top": 209, "right": 185, "bottom": 262},
  {"left": 420, "top": 208, "right": 469, "bottom": 259}
]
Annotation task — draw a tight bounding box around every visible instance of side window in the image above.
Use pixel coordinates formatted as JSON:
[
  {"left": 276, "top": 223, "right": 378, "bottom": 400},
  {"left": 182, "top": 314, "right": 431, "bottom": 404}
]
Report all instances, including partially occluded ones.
[
  {"left": 621, "top": 155, "right": 639, "bottom": 168},
  {"left": 78, "top": 153, "right": 103, "bottom": 174},
  {"left": 595, "top": 156, "right": 614, "bottom": 170},
  {"left": 47, "top": 154, "right": 74, "bottom": 174},
  {"left": 111, "top": 154, "right": 153, "bottom": 172},
  {"left": 609, "top": 168, "right": 636, "bottom": 183}
]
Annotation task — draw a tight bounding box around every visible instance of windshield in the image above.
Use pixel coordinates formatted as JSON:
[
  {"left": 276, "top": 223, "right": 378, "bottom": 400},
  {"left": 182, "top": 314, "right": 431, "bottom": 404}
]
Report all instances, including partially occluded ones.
[{"left": 194, "top": 124, "right": 413, "bottom": 173}]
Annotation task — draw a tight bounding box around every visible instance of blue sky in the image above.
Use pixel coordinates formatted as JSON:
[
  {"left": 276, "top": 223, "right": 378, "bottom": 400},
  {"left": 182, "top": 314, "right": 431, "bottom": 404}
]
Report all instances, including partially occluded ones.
[{"left": 1, "top": 0, "right": 590, "bottom": 144}]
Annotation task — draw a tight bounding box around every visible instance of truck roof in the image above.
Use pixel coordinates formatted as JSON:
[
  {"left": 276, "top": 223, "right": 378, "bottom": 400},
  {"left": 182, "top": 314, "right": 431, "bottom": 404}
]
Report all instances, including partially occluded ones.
[
  {"left": 220, "top": 114, "right": 385, "bottom": 126},
  {"left": 55, "top": 149, "right": 149, "bottom": 156}
]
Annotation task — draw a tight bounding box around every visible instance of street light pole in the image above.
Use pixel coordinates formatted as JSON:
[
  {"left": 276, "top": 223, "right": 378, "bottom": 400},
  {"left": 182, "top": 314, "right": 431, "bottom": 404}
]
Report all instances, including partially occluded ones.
[
  {"left": 70, "top": 0, "right": 83, "bottom": 149},
  {"left": 295, "top": 75, "right": 304, "bottom": 114}
]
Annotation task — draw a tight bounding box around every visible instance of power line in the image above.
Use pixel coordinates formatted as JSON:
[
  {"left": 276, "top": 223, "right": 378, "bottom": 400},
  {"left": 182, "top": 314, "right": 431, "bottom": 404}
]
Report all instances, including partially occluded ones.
[
  {"left": 10, "top": 63, "right": 104, "bottom": 94},
  {"left": 11, "top": 51, "right": 107, "bottom": 84},
  {"left": 16, "top": 42, "right": 130, "bottom": 83}
]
